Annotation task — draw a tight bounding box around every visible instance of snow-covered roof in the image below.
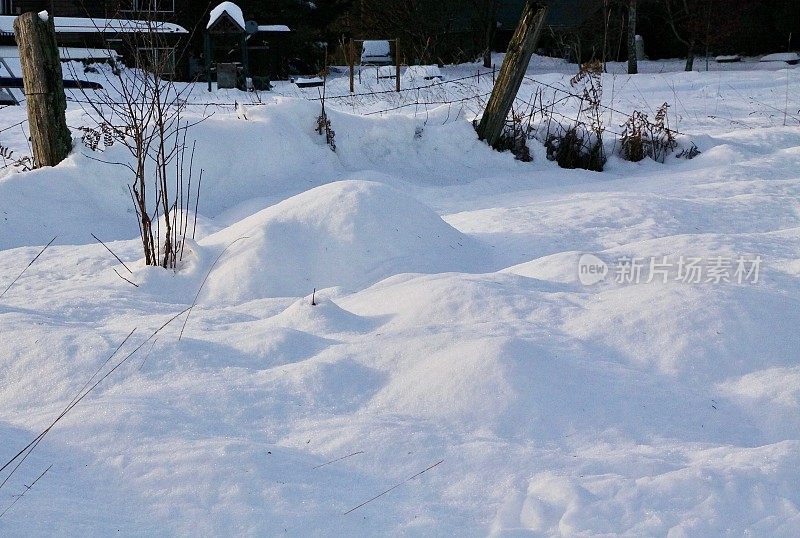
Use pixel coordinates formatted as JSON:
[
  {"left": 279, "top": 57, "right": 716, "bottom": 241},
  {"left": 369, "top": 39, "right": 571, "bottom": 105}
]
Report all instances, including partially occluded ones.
[
  {"left": 0, "top": 15, "right": 188, "bottom": 35},
  {"left": 207, "top": 2, "right": 246, "bottom": 31},
  {"left": 759, "top": 52, "right": 800, "bottom": 63},
  {"left": 258, "top": 25, "right": 291, "bottom": 33},
  {"left": 0, "top": 45, "right": 119, "bottom": 60}
]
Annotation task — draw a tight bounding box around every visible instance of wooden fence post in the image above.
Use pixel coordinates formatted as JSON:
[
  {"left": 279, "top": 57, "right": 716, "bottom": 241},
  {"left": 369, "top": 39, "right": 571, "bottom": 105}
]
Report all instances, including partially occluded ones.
[
  {"left": 475, "top": 3, "right": 547, "bottom": 149},
  {"left": 13, "top": 11, "right": 71, "bottom": 168},
  {"left": 395, "top": 38, "right": 400, "bottom": 92}
]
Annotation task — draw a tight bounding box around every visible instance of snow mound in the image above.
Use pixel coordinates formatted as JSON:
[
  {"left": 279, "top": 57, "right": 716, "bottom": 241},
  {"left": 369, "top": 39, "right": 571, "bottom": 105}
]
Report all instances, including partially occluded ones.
[{"left": 200, "top": 180, "right": 487, "bottom": 301}]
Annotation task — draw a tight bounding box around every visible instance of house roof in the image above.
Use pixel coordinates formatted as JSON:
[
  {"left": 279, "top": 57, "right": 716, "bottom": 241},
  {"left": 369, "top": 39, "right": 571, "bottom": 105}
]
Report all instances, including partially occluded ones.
[
  {"left": 0, "top": 15, "right": 188, "bottom": 36},
  {"left": 208, "top": 2, "right": 246, "bottom": 32}
]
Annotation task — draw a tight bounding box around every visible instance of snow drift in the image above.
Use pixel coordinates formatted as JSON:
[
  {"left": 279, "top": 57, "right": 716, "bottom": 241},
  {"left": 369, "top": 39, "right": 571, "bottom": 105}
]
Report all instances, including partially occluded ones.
[{"left": 199, "top": 180, "right": 489, "bottom": 301}]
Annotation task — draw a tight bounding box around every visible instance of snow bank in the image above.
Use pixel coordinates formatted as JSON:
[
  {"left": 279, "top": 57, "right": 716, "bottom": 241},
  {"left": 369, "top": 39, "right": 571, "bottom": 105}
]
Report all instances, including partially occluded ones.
[{"left": 199, "top": 180, "right": 488, "bottom": 301}]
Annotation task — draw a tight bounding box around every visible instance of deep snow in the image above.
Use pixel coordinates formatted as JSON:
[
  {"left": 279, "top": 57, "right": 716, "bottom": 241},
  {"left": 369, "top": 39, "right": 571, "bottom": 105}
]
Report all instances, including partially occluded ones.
[{"left": 0, "top": 53, "right": 799, "bottom": 536}]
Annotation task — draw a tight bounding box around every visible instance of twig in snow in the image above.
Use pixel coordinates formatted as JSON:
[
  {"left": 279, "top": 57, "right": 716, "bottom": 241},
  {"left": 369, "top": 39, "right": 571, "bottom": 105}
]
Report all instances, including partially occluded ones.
[
  {"left": 0, "top": 464, "right": 52, "bottom": 519},
  {"left": 311, "top": 451, "right": 363, "bottom": 470},
  {"left": 0, "top": 236, "right": 57, "bottom": 299},
  {"left": 343, "top": 459, "right": 444, "bottom": 515},
  {"left": 91, "top": 233, "right": 133, "bottom": 274},
  {"left": 179, "top": 236, "right": 248, "bottom": 341},
  {"left": 113, "top": 268, "right": 139, "bottom": 288}
]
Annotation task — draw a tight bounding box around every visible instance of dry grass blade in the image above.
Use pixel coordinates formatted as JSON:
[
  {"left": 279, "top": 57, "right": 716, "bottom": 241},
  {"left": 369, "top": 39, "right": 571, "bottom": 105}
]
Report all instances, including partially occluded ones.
[
  {"left": 343, "top": 459, "right": 444, "bottom": 515},
  {"left": 113, "top": 268, "right": 139, "bottom": 288},
  {"left": 0, "top": 464, "right": 52, "bottom": 519},
  {"left": 0, "top": 307, "right": 187, "bottom": 491},
  {"left": 91, "top": 232, "right": 133, "bottom": 274},
  {"left": 0, "top": 329, "right": 135, "bottom": 491},
  {"left": 0, "top": 236, "right": 57, "bottom": 299},
  {"left": 311, "top": 451, "right": 364, "bottom": 470},
  {"left": 179, "top": 236, "right": 248, "bottom": 341}
]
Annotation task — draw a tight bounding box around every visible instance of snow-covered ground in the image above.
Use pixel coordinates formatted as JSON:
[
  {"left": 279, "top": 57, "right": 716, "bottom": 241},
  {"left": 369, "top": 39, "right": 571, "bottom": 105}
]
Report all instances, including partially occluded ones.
[{"left": 0, "top": 53, "right": 799, "bottom": 535}]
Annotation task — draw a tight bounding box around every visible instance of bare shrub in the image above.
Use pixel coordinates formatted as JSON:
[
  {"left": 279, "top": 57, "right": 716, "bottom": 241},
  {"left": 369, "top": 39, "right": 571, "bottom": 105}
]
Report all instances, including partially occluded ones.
[
  {"left": 70, "top": 15, "right": 205, "bottom": 269},
  {"left": 534, "top": 61, "right": 606, "bottom": 171},
  {"left": 544, "top": 126, "right": 605, "bottom": 171},
  {"left": 620, "top": 103, "right": 678, "bottom": 163},
  {"left": 677, "top": 142, "right": 701, "bottom": 160},
  {"left": 316, "top": 76, "right": 336, "bottom": 152},
  {"left": 495, "top": 107, "right": 531, "bottom": 162},
  {"left": 0, "top": 144, "right": 33, "bottom": 172}
]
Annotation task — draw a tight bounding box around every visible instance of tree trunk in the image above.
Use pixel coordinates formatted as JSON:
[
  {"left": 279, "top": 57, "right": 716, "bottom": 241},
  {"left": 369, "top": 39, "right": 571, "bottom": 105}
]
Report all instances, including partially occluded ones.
[
  {"left": 13, "top": 12, "right": 72, "bottom": 168},
  {"left": 685, "top": 47, "right": 695, "bottom": 71},
  {"left": 627, "top": 0, "right": 638, "bottom": 74},
  {"left": 476, "top": 2, "right": 548, "bottom": 149}
]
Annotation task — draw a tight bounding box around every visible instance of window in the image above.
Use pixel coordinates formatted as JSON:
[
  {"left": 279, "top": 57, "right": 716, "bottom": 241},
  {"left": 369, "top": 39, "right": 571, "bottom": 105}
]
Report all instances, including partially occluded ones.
[
  {"left": 123, "top": 0, "right": 175, "bottom": 13},
  {"left": 0, "top": 0, "right": 12, "bottom": 16}
]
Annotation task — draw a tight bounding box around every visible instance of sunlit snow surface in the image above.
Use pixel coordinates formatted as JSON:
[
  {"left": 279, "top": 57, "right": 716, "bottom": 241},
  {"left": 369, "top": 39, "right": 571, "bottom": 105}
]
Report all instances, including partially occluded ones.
[{"left": 0, "top": 55, "right": 799, "bottom": 535}]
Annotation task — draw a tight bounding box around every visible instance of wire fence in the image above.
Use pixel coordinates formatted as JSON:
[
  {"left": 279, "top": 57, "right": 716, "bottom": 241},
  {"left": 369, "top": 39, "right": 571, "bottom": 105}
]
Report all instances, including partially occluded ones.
[{"left": 3, "top": 64, "right": 795, "bottom": 164}]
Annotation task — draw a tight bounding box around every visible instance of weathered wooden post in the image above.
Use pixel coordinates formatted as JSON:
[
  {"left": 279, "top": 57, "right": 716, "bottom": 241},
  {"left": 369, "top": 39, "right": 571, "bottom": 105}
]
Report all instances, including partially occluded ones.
[
  {"left": 475, "top": 2, "right": 547, "bottom": 149},
  {"left": 13, "top": 11, "right": 72, "bottom": 168},
  {"left": 395, "top": 38, "right": 400, "bottom": 92}
]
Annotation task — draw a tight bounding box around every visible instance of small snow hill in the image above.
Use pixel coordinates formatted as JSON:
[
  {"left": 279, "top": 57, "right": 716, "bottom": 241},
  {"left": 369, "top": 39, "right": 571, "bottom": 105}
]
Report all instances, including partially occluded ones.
[{"left": 199, "top": 180, "right": 489, "bottom": 302}]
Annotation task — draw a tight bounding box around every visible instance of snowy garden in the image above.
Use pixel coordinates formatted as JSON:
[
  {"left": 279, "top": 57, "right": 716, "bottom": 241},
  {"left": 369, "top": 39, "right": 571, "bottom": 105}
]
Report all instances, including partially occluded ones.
[{"left": 0, "top": 19, "right": 799, "bottom": 534}]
